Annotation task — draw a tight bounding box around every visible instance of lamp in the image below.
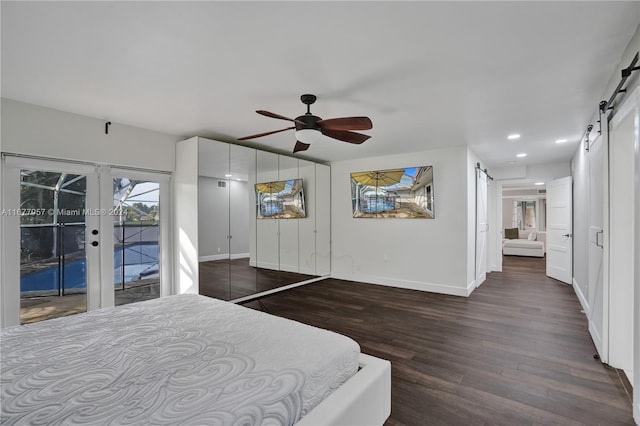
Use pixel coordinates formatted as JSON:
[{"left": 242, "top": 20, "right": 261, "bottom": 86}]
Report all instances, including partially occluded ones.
[{"left": 295, "top": 129, "right": 328, "bottom": 145}]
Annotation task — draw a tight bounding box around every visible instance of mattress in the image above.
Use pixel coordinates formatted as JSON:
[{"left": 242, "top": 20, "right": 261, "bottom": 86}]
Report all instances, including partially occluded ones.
[{"left": 1, "top": 294, "right": 360, "bottom": 425}]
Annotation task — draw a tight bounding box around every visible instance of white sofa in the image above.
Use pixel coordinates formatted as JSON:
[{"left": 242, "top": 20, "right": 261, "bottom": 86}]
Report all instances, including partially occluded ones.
[{"left": 502, "top": 229, "right": 546, "bottom": 257}]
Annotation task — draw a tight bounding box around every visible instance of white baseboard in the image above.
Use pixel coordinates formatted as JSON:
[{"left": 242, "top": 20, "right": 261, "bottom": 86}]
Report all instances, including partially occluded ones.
[
  {"left": 475, "top": 273, "right": 486, "bottom": 288},
  {"left": 255, "top": 261, "right": 280, "bottom": 270},
  {"left": 572, "top": 277, "right": 590, "bottom": 316},
  {"left": 200, "top": 253, "right": 249, "bottom": 262},
  {"left": 230, "top": 276, "right": 328, "bottom": 304},
  {"left": 199, "top": 254, "right": 228, "bottom": 262},
  {"left": 330, "top": 272, "right": 473, "bottom": 297}
]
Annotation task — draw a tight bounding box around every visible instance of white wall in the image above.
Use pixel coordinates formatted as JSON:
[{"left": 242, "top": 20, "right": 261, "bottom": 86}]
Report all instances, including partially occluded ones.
[
  {"left": 174, "top": 137, "right": 199, "bottom": 294},
  {"left": 330, "top": 146, "right": 474, "bottom": 296},
  {"left": 492, "top": 161, "right": 570, "bottom": 183},
  {"left": 569, "top": 24, "right": 639, "bottom": 412},
  {"left": 1, "top": 99, "right": 178, "bottom": 171},
  {"left": 571, "top": 138, "right": 590, "bottom": 309}
]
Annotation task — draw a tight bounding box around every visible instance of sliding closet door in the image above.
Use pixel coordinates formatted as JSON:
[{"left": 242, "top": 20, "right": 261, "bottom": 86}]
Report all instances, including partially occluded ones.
[
  {"left": 298, "top": 159, "right": 316, "bottom": 275},
  {"left": 228, "top": 144, "right": 256, "bottom": 299},
  {"left": 255, "top": 151, "right": 279, "bottom": 271},
  {"left": 608, "top": 93, "right": 636, "bottom": 379},
  {"left": 315, "top": 164, "right": 331, "bottom": 276},
  {"left": 198, "top": 141, "right": 231, "bottom": 300},
  {"left": 587, "top": 131, "right": 607, "bottom": 359},
  {"left": 278, "top": 155, "right": 299, "bottom": 273}
]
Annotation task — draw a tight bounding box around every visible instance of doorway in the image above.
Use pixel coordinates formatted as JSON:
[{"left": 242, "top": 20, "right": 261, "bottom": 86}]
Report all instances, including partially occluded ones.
[{"left": 1, "top": 156, "right": 171, "bottom": 327}]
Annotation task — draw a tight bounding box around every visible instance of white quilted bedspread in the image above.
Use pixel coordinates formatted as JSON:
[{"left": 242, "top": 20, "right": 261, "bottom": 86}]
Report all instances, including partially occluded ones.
[{"left": 0, "top": 294, "right": 360, "bottom": 425}]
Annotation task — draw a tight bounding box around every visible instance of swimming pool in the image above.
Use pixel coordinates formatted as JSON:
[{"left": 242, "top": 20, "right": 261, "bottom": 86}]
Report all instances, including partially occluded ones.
[
  {"left": 361, "top": 198, "right": 397, "bottom": 213},
  {"left": 20, "top": 242, "right": 159, "bottom": 293}
]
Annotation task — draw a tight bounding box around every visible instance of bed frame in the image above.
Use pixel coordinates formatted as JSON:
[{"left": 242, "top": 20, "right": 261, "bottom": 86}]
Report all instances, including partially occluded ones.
[{"left": 297, "top": 353, "right": 391, "bottom": 425}]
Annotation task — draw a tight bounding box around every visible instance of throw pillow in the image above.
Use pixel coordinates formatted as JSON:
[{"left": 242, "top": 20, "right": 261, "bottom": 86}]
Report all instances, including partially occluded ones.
[
  {"left": 528, "top": 231, "right": 537, "bottom": 241},
  {"left": 504, "top": 228, "right": 519, "bottom": 239}
]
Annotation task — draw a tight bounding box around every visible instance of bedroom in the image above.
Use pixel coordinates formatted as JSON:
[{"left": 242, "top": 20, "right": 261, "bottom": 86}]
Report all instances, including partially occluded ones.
[{"left": 1, "top": 2, "right": 640, "bottom": 425}]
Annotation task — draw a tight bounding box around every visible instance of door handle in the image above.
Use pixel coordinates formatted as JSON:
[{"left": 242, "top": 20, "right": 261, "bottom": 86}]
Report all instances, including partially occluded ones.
[
  {"left": 562, "top": 233, "right": 572, "bottom": 238},
  {"left": 596, "top": 230, "right": 603, "bottom": 248}
]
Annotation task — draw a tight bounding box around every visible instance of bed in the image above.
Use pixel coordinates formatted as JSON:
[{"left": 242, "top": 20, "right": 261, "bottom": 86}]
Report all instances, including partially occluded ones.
[{"left": 0, "top": 294, "right": 390, "bottom": 425}]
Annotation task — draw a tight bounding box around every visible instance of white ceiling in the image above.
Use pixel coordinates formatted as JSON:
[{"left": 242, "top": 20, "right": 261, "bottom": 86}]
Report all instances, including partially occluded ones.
[{"left": 2, "top": 2, "right": 638, "bottom": 167}]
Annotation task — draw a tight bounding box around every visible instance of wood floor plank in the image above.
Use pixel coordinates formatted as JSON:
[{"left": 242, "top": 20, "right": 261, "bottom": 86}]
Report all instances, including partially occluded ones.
[{"left": 241, "top": 256, "right": 634, "bottom": 425}]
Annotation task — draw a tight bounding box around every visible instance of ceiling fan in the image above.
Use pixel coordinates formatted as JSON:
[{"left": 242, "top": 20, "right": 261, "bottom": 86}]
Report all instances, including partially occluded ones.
[{"left": 238, "top": 94, "right": 372, "bottom": 153}]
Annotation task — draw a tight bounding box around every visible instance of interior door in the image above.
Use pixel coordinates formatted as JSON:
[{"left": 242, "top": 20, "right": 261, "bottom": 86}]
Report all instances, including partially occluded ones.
[
  {"left": 475, "top": 170, "right": 488, "bottom": 286},
  {"left": 546, "top": 176, "right": 573, "bottom": 284},
  {"left": 587, "top": 133, "right": 607, "bottom": 359}
]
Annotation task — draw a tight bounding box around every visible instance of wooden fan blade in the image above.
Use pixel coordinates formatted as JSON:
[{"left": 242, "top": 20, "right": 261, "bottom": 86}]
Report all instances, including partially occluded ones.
[
  {"left": 237, "top": 126, "right": 295, "bottom": 140},
  {"left": 255, "top": 110, "right": 304, "bottom": 124},
  {"left": 293, "top": 141, "right": 311, "bottom": 153},
  {"left": 321, "top": 128, "right": 371, "bottom": 144},
  {"left": 317, "top": 116, "right": 373, "bottom": 131}
]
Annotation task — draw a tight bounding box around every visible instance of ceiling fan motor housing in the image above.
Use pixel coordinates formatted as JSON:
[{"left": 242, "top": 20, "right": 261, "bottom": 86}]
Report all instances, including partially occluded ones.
[{"left": 295, "top": 114, "right": 322, "bottom": 131}]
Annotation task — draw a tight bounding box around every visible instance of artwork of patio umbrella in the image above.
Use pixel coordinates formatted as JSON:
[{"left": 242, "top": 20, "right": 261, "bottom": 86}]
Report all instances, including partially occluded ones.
[
  {"left": 351, "top": 169, "right": 405, "bottom": 187},
  {"left": 255, "top": 181, "right": 287, "bottom": 194}
]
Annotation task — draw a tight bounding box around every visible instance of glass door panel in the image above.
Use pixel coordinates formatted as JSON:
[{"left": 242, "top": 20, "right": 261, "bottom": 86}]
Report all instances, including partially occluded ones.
[
  {"left": 19, "top": 170, "right": 87, "bottom": 324},
  {"left": 113, "top": 178, "right": 160, "bottom": 306}
]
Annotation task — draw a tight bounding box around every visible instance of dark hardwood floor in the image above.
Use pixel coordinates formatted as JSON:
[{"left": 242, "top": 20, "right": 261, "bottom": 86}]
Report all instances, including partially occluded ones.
[
  {"left": 244, "top": 256, "right": 635, "bottom": 425},
  {"left": 199, "top": 258, "right": 316, "bottom": 301}
]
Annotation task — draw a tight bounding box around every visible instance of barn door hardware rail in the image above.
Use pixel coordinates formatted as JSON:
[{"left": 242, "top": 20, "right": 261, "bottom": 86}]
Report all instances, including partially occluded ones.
[
  {"left": 599, "top": 51, "right": 639, "bottom": 114},
  {"left": 475, "top": 162, "right": 493, "bottom": 180}
]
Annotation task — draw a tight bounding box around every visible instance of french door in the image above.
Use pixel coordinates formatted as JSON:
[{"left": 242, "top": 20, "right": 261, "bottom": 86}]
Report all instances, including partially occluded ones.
[{"left": 1, "top": 156, "right": 171, "bottom": 327}]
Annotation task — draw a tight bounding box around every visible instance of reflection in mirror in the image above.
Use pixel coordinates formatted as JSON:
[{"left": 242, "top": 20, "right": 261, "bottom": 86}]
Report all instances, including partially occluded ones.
[
  {"left": 255, "top": 150, "right": 279, "bottom": 272},
  {"left": 228, "top": 145, "right": 257, "bottom": 299},
  {"left": 277, "top": 155, "right": 299, "bottom": 273},
  {"left": 198, "top": 141, "right": 230, "bottom": 300},
  {"left": 298, "top": 159, "right": 316, "bottom": 275}
]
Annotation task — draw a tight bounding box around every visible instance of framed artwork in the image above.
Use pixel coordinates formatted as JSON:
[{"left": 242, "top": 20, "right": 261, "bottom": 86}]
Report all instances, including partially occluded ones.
[{"left": 350, "top": 166, "right": 434, "bottom": 218}]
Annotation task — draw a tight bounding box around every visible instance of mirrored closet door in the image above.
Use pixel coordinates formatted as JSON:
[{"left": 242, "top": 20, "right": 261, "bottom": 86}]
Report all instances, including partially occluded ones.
[{"left": 185, "top": 136, "right": 330, "bottom": 301}]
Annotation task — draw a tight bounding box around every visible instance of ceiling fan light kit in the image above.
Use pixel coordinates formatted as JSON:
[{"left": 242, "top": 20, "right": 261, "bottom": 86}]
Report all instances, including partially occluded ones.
[{"left": 238, "top": 94, "right": 372, "bottom": 153}]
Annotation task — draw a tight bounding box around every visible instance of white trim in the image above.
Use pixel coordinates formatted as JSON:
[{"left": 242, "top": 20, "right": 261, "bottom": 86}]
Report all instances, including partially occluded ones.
[
  {"left": 230, "top": 275, "right": 328, "bottom": 304},
  {"left": 1, "top": 164, "right": 21, "bottom": 328},
  {"left": 330, "top": 272, "right": 474, "bottom": 297},
  {"left": 199, "top": 254, "right": 228, "bottom": 262},
  {"left": 2, "top": 152, "right": 172, "bottom": 176},
  {"left": 296, "top": 353, "right": 391, "bottom": 426},
  {"left": 626, "top": 86, "right": 640, "bottom": 424},
  {"left": 199, "top": 253, "right": 249, "bottom": 262},
  {"left": 572, "top": 277, "right": 590, "bottom": 315}
]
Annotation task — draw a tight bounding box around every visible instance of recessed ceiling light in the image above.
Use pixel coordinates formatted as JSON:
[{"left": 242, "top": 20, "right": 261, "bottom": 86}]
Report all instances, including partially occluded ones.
[
  {"left": 555, "top": 139, "right": 568, "bottom": 144},
  {"left": 508, "top": 134, "right": 521, "bottom": 140},
  {"left": 534, "top": 182, "right": 544, "bottom": 186},
  {"left": 516, "top": 153, "right": 527, "bottom": 158},
  {"left": 225, "top": 174, "right": 232, "bottom": 177}
]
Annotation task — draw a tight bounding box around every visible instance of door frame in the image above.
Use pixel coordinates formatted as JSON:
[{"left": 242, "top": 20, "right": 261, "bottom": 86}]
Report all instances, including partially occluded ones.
[
  {"left": 1, "top": 155, "right": 100, "bottom": 327},
  {"left": 110, "top": 167, "right": 173, "bottom": 300},
  {"left": 607, "top": 86, "right": 639, "bottom": 419},
  {"left": 1, "top": 155, "right": 173, "bottom": 327}
]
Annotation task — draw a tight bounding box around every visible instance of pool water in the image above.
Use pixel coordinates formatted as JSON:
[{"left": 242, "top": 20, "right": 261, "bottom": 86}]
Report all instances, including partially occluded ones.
[
  {"left": 362, "top": 199, "right": 396, "bottom": 213},
  {"left": 21, "top": 242, "right": 158, "bottom": 292}
]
